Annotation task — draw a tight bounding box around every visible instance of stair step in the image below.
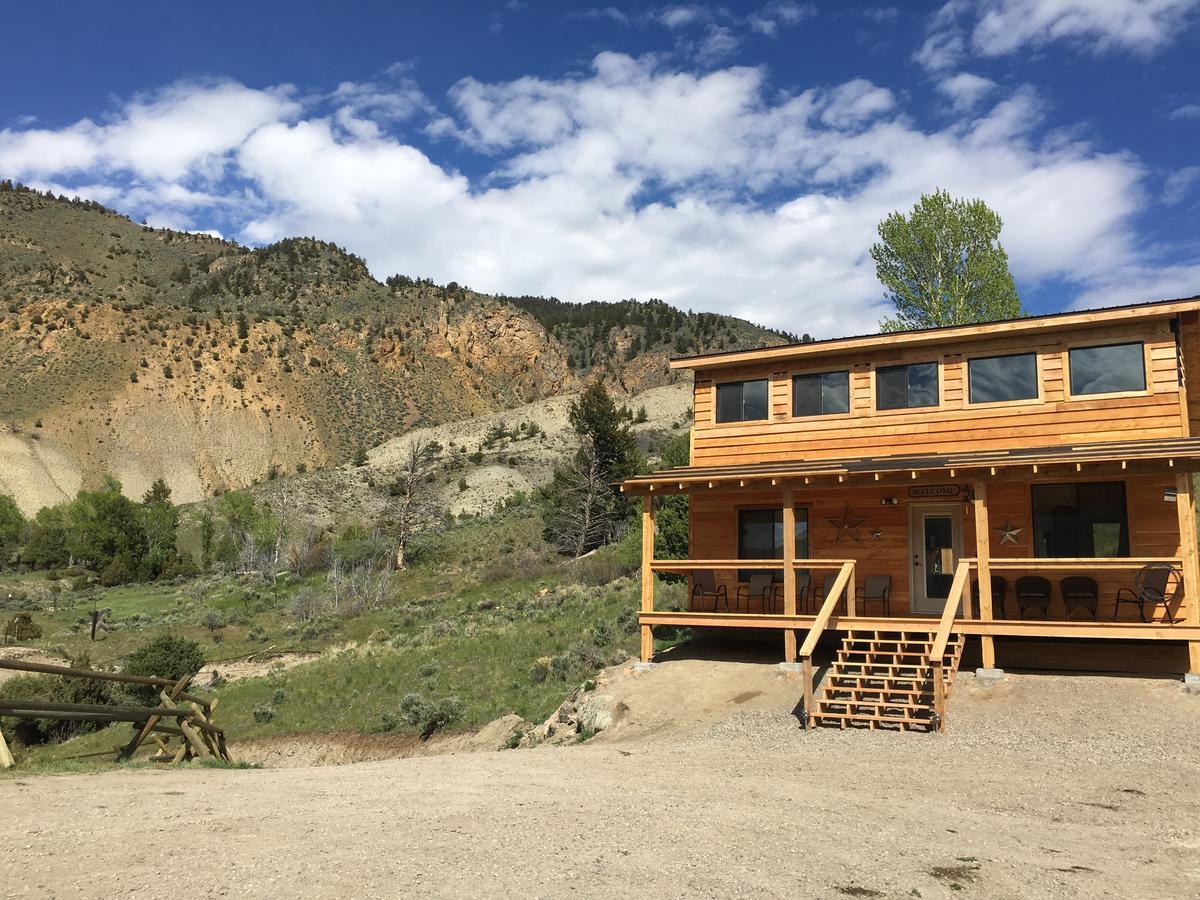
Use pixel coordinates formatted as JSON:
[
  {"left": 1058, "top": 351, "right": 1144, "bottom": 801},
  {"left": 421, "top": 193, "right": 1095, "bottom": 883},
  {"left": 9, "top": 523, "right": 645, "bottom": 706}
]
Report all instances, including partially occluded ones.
[{"left": 814, "top": 712, "right": 935, "bottom": 728}]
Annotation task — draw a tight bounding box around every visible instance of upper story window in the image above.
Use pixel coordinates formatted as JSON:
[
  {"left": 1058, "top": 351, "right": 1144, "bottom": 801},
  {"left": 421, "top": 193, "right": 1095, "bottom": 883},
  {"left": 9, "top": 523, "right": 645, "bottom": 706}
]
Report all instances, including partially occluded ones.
[
  {"left": 792, "top": 371, "right": 849, "bottom": 417},
  {"left": 716, "top": 378, "right": 769, "bottom": 423},
  {"left": 876, "top": 362, "right": 938, "bottom": 410},
  {"left": 1069, "top": 342, "right": 1145, "bottom": 396},
  {"left": 968, "top": 352, "right": 1038, "bottom": 404}
]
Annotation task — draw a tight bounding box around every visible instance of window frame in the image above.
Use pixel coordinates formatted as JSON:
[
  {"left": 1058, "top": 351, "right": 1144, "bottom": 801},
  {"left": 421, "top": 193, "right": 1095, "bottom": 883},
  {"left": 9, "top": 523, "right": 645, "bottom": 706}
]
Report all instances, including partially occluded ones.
[
  {"left": 713, "top": 377, "right": 771, "bottom": 424},
  {"left": 872, "top": 360, "right": 942, "bottom": 413},
  {"left": 1064, "top": 341, "right": 1150, "bottom": 401},
  {"left": 965, "top": 350, "right": 1043, "bottom": 407},
  {"left": 1030, "top": 480, "right": 1131, "bottom": 559},
  {"left": 790, "top": 369, "right": 852, "bottom": 419},
  {"left": 735, "top": 504, "right": 811, "bottom": 583}
]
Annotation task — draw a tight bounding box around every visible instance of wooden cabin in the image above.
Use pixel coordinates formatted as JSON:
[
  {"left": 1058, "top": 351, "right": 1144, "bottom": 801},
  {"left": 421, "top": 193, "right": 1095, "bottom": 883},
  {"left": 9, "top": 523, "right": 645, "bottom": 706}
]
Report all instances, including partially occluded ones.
[{"left": 621, "top": 296, "right": 1200, "bottom": 731}]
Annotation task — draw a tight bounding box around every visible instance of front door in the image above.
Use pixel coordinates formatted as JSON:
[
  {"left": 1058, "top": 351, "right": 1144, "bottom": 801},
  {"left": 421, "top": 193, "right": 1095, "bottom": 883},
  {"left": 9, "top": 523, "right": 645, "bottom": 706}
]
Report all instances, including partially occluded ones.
[{"left": 908, "top": 504, "right": 964, "bottom": 615}]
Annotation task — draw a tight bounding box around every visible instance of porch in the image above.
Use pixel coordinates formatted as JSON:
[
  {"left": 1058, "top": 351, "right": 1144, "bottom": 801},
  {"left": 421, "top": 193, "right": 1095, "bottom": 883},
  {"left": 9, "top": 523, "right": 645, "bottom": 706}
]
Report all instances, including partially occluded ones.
[{"left": 624, "top": 438, "right": 1200, "bottom": 729}]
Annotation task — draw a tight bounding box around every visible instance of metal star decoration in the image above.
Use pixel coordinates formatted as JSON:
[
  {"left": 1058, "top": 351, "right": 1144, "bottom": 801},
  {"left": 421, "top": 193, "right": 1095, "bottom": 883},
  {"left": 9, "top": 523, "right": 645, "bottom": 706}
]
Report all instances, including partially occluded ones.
[
  {"left": 994, "top": 519, "right": 1023, "bottom": 545},
  {"left": 828, "top": 504, "right": 869, "bottom": 544}
]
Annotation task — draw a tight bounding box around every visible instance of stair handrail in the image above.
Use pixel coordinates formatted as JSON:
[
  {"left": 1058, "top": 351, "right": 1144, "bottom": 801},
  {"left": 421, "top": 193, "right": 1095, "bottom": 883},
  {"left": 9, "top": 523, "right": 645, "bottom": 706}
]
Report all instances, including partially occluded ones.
[
  {"left": 798, "top": 560, "right": 854, "bottom": 730},
  {"left": 928, "top": 559, "right": 971, "bottom": 732}
]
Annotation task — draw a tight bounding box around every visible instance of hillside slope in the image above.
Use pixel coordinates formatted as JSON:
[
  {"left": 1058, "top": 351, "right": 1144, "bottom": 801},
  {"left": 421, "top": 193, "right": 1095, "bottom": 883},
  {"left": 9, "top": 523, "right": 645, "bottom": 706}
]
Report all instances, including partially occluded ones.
[{"left": 0, "top": 182, "right": 786, "bottom": 513}]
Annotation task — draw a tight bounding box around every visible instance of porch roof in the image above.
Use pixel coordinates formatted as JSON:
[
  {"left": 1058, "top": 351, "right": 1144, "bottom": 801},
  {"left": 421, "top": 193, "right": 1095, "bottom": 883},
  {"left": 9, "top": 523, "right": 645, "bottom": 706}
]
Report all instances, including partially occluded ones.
[{"left": 620, "top": 437, "right": 1200, "bottom": 494}]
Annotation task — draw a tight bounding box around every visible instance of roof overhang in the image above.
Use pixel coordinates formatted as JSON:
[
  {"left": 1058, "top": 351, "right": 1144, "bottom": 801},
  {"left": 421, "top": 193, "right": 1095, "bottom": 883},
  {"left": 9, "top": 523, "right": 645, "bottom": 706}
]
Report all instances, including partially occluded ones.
[
  {"left": 671, "top": 296, "right": 1200, "bottom": 372},
  {"left": 620, "top": 437, "right": 1200, "bottom": 495}
]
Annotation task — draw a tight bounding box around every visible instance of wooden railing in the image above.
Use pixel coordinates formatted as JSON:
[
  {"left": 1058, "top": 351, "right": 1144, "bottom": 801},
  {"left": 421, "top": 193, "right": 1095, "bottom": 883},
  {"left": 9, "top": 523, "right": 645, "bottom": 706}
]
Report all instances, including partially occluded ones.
[
  {"left": 798, "top": 560, "right": 855, "bottom": 730},
  {"left": 928, "top": 559, "right": 971, "bottom": 732},
  {"left": 647, "top": 559, "right": 854, "bottom": 614}
]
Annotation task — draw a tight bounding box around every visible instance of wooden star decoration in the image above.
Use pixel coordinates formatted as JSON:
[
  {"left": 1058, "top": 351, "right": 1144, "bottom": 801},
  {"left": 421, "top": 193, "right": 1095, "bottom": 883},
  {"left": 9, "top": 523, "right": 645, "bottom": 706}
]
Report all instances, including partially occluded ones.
[
  {"left": 994, "top": 519, "right": 1023, "bottom": 545},
  {"left": 828, "top": 504, "right": 869, "bottom": 544}
]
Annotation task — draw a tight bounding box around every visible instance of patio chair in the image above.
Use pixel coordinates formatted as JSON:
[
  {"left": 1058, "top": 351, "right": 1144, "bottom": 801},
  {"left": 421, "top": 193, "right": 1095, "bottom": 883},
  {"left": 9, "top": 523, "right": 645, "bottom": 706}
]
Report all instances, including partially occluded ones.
[
  {"left": 1014, "top": 576, "right": 1052, "bottom": 619},
  {"left": 690, "top": 570, "right": 728, "bottom": 612},
  {"left": 796, "top": 575, "right": 814, "bottom": 613},
  {"left": 971, "top": 575, "right": 1008, "bottom": 619},
  {"left": 813, "top": 574, "right": 846, "bottom": 613},
  {"left": 736, "top": 571, "right": 778, "bottom": 613},
  {"left": 1114, "top": 562, "right": 1183, "bottom": 623},
  {"left": 855, "top": 575, "right": 891, "bottom": 615},
  {"left": 1059, "top": 575, "right": 1099, "bottom": 620}
]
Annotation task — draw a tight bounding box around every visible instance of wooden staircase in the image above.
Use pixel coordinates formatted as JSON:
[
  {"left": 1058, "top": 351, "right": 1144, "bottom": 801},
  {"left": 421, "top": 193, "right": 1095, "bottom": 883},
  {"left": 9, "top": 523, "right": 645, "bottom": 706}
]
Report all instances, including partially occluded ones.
[{"left": 808, "top": 629, "right": 965, "bottom": 732}]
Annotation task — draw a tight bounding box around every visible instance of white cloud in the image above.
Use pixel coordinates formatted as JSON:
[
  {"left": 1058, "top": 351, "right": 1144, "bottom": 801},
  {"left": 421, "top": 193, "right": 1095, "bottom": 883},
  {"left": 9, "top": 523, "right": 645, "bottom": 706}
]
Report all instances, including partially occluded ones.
[
  {"left": 748, "top": 2, "right": 817, "bottom": 36},
  {"left": 1164, "top": 166, "right": 1200, "bottom": 204},
  {"left": 657, "top": 5, "right": 708, "bottom": 29},
  {"left": 694, "top": 26, "right": 743, "bottom": 65},
  {"left": 936, "top": 72, "right": 998, "bottom": 111},
  {"left": 917, "top": 0, "right": 1199, "bottom": 70},
  {"left": 1169, "top": 103, "right": 1200, "bottom": 120},
  {"left": 0, "top": 57, "right": 1177, "bottom": 336}
]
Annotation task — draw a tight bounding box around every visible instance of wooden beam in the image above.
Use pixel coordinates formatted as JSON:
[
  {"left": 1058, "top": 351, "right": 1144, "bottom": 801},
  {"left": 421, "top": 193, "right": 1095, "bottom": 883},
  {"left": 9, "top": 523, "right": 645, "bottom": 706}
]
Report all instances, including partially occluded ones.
[
  {"left": 973, "top": 481, "right": 995, "bottom": 669},
  {"left": 782, "top": 489, "right": 797, "bottom": 663},
  {"left": 1175, "top": 473, "right": 1200, "bottom": 672},
  {"left": 640, "top": 495, "right": 655, "bottom": 662}
]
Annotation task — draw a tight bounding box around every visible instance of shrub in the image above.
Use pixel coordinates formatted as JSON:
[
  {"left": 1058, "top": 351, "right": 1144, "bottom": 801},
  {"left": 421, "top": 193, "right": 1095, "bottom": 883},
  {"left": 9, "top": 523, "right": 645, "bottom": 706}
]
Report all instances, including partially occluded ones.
[
  {"left": 247, "top": 624, "right": 268, "bottom": 642},
  {"left": 253, "top": 704, "right": 276, "bottom": 723},
  {"left": 271, "top": 688, "right": 287, "bottom": 705},
  {"left": 99, "top": 551, "right": 136, "bottom": 587},
  {"left": 417, "top": 661, "right": 440, "bottom": 680},
  {"left": 528, "top": 656, "right": 551, "bottom": 683},
  {"left": 122, "top": 635, "right": 205, "bottom": 704},
  {"left": 615, "top": 606, "right": 639, "bottom": 634},
  {"left": 388, "top": 693, "right": 465, "bottom": 739},
  {"left": 0, "top": 655, "right": 118, "bottom": 744},
  {"left": 288, "top": 586, "right": 325, "bottom": 622},
  {"left": 549, "top": 653, "right": 572, "bottom": 680}
]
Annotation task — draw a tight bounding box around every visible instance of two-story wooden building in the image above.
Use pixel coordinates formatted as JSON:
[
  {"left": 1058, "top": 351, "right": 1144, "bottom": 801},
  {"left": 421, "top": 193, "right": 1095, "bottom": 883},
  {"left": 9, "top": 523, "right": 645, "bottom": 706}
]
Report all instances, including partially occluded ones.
[{"left": 621, "top": 296, "right": 1200, "bottom": 731}]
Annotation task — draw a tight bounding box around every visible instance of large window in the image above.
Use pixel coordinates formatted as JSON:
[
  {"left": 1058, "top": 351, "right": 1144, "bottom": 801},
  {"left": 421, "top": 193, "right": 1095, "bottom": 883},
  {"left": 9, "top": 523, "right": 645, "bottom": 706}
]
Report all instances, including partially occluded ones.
[
  {"left": 969, "top": 352, "right": 1038, "bottom": 404},
  {"left": 736, "top": 508, "right": 809, "bottom": 582},
  {"left": 876, "top": 362, "right": 939, "bottom": 410},
  {"left": 1031, "top": 482, "right": 1129, "bottom": 558},
  {"left": 792, "top": 371, "right": 849, "bottom": 417},
  {"left": 1069, "top": 343, "right": 1145, "bottom": 396},
  {"left": 716, "top": 379, "right": 769, "bottom": 423}
]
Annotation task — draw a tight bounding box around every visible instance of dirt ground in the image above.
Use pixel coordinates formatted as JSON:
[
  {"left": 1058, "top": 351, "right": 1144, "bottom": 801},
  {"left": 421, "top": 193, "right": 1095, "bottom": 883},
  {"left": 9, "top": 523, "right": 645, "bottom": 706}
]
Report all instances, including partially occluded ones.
[{"left": 3, "top": 660, "right": 1200, "bottom": 899}]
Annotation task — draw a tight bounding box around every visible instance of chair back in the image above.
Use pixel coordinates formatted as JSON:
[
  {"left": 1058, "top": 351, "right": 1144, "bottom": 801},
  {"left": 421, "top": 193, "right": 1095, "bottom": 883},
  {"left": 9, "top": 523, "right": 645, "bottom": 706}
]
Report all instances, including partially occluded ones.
[
  {"left": 1015, "top": 575, "right": 1051, "bottom": 598},
  {"left": 1136, "top": 562, "right": 1179, "bottom": 602},
  {"left": 747, "top": 571, "right": 773, "bottom": 598},
  {"left": 1059, "top": 575, "right": 1099, "bottom": 599},
  {"left": 693, "top": 569, "right": 717, "bottom": 594},
  {"left": 821, "top": 573, "right": 839, "bottom": 598},
  {"left": 863, "top": 575, "right": 890, "bottom": 599},
  {"left": 989, "top": 575, "right": 1008, "bottom": 603},
  {"left": 797, "top": 574, "right": 812, "bottom": 597}
]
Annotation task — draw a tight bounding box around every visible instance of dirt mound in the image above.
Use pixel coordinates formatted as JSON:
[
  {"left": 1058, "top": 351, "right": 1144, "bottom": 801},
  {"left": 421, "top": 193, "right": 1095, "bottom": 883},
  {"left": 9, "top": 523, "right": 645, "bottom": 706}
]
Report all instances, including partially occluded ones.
[
  {"left": 236, "top": 714, "right": 526, "bottom": 768},
  {"left": 0, "top": 646, "right": 71, "bottom": 684}
]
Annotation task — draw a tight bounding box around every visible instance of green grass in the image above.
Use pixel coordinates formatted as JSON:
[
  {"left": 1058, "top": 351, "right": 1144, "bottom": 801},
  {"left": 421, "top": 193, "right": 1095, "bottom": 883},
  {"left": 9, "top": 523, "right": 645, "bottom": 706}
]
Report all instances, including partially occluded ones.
[{"left": 2, "top": 506, "right": 654, "bottom": 773}]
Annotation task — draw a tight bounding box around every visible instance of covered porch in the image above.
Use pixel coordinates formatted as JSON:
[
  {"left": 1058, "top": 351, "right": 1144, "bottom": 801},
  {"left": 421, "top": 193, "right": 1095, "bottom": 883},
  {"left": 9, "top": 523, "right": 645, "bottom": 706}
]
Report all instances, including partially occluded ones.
[{"left": 625, "top": 438, "right": 1200, "bottom": 685}]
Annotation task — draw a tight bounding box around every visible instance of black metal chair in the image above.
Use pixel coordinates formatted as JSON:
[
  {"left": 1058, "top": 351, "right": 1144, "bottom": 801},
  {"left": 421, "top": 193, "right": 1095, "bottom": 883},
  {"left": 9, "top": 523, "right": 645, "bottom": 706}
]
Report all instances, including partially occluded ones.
[
  {"left": 813, "top": 574, "right": 847, "bottom": 613},
  {"left": 856, "top": 575, "right": 891, "bottom": 615},
  {"left": 1059, "top": 575, "right": 1099, "bottom": 620},
  {"left": 736, "top": 571, "right": 777, "bottom": 613},
  {"left": 971, "top": 575, "right": 1008, "bottom": 619},
  {"left": 1014, "top": 576, "right": 1052, "bottom": 619},
  {"left": 690, "top": 570, "right": 728, "bottom": 612},
  {"left": 796, "top": 575, "right": 814, "bottom": 613},
  {"left": 1114, "top": 563, "right": 1183, "bottom": 623}
]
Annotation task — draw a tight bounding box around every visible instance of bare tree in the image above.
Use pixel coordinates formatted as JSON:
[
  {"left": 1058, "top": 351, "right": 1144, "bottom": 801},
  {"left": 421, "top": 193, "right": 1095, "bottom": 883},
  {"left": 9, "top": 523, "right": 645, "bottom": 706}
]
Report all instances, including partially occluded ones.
[
  {"left": 385, "top": 438, "right": 444, "bottom": 569},
  {"left": 545, "top": 437, "right": 616, "bottom": 558}
]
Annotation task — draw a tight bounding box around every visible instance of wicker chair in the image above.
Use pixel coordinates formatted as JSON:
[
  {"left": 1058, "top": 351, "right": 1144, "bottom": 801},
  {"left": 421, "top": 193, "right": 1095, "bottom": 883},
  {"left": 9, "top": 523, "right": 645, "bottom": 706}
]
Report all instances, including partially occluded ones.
[
  {"left": 690, "top": 570, "right": 728, "bottom": 612},
  {"left": 1059, "top": 575, "right": 1099, "bottom": 620},
  {"left": 1014, "top": 576, "right": 1052, "bottom": 619},
  {"left": 1114, "top": 563, "right": 1183, "bottom": 623},
  {"left": 971, "top": 575, "right": 1008, "bottom": 619}
]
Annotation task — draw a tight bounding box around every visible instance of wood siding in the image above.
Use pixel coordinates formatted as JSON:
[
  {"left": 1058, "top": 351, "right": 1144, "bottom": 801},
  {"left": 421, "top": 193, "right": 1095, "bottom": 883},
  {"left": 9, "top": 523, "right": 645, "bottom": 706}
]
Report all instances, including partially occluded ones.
[
  {"left": 684, "top": 473, "right": 1187, "bottom": 622},
  {"left": 692, "top": 318, "right": 1186, "bottom": 467}
]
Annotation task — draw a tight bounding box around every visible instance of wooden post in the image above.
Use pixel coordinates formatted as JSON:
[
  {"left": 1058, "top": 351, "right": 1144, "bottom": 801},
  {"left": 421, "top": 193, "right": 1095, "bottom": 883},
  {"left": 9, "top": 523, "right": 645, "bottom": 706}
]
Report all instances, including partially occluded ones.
[
  {"left": 802, "top": 657, "right": 814, "bottom": 730},
  {"left": 844, "top": 561, "right": 856, "bottom": 617},
  {"left": 640, "top": 495, "right": 655, "bottom": 663},
  {"left": 972, "top": 481, "right": 996, "bottom": 669},
  {"left": 0, "top": 724, "right": 13, "bottom": 769},
  {"left": 1174, "top": 473, "right": 1200, "bottom": 672},
  {"left": 782, "top": 488, "right": 797, "bottom": 662}
]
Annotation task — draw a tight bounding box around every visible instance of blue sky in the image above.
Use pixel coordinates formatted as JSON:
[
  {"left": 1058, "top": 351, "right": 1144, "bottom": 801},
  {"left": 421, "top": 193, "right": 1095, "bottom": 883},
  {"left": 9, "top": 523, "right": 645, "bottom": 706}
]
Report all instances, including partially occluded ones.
[{"left": 1, "top": 0, "right": 1198, "bottom": 335}]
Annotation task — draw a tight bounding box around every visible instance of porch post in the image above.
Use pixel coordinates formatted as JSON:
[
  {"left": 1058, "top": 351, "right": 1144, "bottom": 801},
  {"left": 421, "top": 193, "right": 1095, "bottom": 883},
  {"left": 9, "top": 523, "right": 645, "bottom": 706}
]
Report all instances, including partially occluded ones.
[
  {"left": 972, "top": 481, "right": 996, "bottom": 670},
  {"left": 782, "top": 488, "right": 797, "bottom": 662},
  {"left": 640, "top": 495, "right": 656, "bottom": 662},
  {"left": 1173, "top": 473, "right": 1200, "bottom": 673}
]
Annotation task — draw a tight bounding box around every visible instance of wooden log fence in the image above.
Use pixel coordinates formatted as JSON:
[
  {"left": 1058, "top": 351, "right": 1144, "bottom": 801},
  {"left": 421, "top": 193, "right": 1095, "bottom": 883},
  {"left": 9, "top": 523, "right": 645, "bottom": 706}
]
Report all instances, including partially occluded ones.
[{"left": 0, "top": 658, "right": 231, "bottom": 769}]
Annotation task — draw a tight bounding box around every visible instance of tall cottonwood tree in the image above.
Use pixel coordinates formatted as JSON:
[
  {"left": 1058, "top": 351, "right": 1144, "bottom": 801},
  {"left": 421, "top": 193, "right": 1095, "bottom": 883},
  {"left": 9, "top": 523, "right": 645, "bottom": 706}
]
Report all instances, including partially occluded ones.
[
  {"left": 385, "top": 438, "right": 442, "bottom": 569},
  {"left": 872, "top": 189, "right": 1024, "bottom": 332}
]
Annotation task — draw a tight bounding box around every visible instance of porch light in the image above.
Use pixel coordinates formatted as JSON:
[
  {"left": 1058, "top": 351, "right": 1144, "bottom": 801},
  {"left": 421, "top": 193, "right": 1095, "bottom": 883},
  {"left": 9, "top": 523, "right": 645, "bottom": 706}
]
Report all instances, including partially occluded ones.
[{"left": 880, "top": 497, "right": 898, "bottom": 505}]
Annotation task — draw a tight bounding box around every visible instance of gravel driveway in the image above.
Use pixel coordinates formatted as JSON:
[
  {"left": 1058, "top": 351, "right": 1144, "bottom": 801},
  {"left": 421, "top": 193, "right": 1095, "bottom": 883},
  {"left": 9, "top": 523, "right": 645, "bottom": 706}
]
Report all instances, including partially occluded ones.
[{"left": 2, "top": 670, "right": 1198, "bottom": 898}]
